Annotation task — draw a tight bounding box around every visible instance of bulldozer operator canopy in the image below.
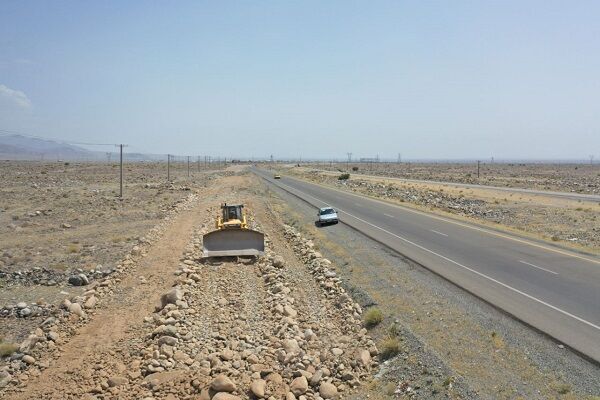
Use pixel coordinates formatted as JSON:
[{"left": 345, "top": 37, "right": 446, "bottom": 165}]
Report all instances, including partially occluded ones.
[{"left": 222, "top": 203, "right": 243, "bottom": 221}]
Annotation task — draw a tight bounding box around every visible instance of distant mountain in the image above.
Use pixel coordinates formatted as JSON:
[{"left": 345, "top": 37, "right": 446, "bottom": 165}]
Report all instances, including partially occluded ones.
[{"left": 0, "top": 134, "right": 95, "bottom": 160}]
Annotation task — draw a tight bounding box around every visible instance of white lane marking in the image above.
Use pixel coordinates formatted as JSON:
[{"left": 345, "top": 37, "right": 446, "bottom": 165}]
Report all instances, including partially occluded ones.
[
  {"left": 266, "top": 175, "right": 600, "bottom": 332},
  {"left": 383, "top": 213, "right": 395, "bottom": 218},
  {"left": 430, "top": 229, "right": 448, "bottom": 237},
  {"left": 519, "top": 260, "right": 559, "bottom": 275}
]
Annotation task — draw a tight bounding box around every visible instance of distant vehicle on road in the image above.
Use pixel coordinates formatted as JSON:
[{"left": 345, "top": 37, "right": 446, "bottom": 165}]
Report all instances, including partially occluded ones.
[
  {"left": 317, "top": 206, "right": 338, "bottom": 226},
  {"left": 274, "top": 174, "right": 281, "bottom": 179}
]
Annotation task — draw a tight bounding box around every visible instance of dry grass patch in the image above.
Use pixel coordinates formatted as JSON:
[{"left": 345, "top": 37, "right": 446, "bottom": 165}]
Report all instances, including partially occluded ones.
[
  {"left": 379, "top": 337, "right": 401, "bottom": 360},
  {"left": 364, "top": 307, "right": 383, "bottom": 328},
  {"left": 66, "top": 243, "right": 81, "bottom": 254},
  {"left": 0, "top": 337, "right": 19, "bottom": 358}
]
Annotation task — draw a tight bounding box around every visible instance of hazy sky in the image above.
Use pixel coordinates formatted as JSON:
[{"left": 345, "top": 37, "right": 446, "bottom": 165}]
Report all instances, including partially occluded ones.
[{"left": 1, "top": 1, "right": 599, "bottom": 160}]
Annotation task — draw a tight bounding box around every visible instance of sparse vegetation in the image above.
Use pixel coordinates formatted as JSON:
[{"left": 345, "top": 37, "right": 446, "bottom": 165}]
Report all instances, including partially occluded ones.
[
  {"left": 551, "top": 381, "right": 572, "bottom": 395},
  {"left": 0, "top": 337, "right": 19, "bottom": 358},
  {"left": 491, "top": 331, "right": 504, "bottom": 349},
  {"left": 379, "top": 337, "right": 401, "bottom": 360},
  {"left": 443, "top": 376, "right": 455, "bottom": 387},
  {"left": 363, "top": 307, "right": 383, "bottom": 327},
  {"left": 67, "top": 243, "right": 81, "bottom": 253},
  {"left": 352, "top": 166, "right": 359, "bottom": 171},
  {"left": 387, "top": 322, "right": 400, "bottom": 338},
  {"left": 338, "top": 173, "right": 350, "bottom": 180}
]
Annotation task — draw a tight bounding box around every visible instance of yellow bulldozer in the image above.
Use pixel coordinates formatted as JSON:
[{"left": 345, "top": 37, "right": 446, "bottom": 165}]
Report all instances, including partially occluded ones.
[{"left": 202, "top": 203, "right": 265, "bottom": 257}]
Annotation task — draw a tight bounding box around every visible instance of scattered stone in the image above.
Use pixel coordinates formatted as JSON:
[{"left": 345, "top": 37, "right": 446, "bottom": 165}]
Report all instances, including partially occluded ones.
[
  {"left": 319, "top": 382, "right": 338, "bottom": 399},
  {"left": 84, "top": 296, "right": 97, "bottom": 309},
  {"left": 159, "top": 288, "right": 183, "bottom": 309},
  {"left": 290, "top": 376, "right": 308, "bottom": 396},
  {"left": 212, "top": 394, "right": 241, "bottom": 400},
  {"left": 68, "top": 274, "right": 89, "bottom": 286},
  {"left": 211, "top": 374, "right": 236, "bottom": 392},
  {"left": 68, "top": 302, "right": 85, "bottom": 318},
  {"left": 273, "top": 256, "right": 285, "bottom": 268},
  {"left": 22, "top": 355, "right": 35, "bottom": 365},
  {"left": 108, "top": 376, "right": 128, "bottom": 387},
  {"left": 19, "top": 307, "right": 32, "bottom": 317},
  {"left": 0, "top": 371, "right": 11, "bottom": 389},
  {"left": 355, "top": 348, "right": 371, "bottom": 366},
  {"left": 250, "top": 379, "right": 267, "bottom": 398}
]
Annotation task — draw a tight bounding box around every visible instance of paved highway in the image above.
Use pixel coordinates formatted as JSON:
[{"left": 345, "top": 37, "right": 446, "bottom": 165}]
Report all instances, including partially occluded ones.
[
  {"left": 253, "top": 168, "right": 600, "bottom": 363},
  {"left": 301, "top": 167, "right": 600, "bottom": 202}
]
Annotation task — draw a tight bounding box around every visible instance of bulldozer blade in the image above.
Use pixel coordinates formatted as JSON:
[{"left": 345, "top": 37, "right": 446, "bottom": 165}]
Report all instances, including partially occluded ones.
[{"left": 202, "top": 229, "right": 265, "bottom": 257}]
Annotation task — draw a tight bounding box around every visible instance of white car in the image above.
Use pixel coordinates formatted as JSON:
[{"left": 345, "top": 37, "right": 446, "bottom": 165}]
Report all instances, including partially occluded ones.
[{"left": 317, "top": 207, "right": 339, "bottom": 226}]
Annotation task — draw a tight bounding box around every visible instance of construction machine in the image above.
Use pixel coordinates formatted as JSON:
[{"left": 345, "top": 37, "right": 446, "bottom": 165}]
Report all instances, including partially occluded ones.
[{"left": 202, "top": 203, "right": 265, "bottom": 257}]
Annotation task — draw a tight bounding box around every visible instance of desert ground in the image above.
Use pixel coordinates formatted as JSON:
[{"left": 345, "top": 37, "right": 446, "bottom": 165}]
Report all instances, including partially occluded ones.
[
  {"left": 305, "top": 162, "right": 600, "bottom": 194},
  {"left": 1, "top": 161, "right": 599, "bottom": 399}
]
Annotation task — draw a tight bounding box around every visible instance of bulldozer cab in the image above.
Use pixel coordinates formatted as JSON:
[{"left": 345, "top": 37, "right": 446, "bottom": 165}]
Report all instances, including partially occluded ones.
[
  {"left": 220, "top": 203, "right": 246, "bottom": 229},
  {"left": 223, "top": 204, "right": 242, "bottom": 222}
]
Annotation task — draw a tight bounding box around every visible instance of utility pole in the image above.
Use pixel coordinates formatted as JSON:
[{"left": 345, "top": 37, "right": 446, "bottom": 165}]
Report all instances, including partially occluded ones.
[
  {"left": 187, "top": 156, "right": 190, "bottom": 177},
  {"left": 590, "top": 155, "right": 594, "bottom": 166},
  {"left": 197, "top": 156, "right": 200, "bottom": 172},
  {"left": 477, "top": 160, "right": 480, "bottom": 179},
  {"left": 167, "top": 154, "right": 171, "bottom": 181},
  {"left": 397, "top": 153, "right": 401, "bottom": 164},
  {"left": 346, "top": 152, "right": 352, "bottom": 171},
  {"left": 116, "top": 144, "right": 127, "bottom": 198}
]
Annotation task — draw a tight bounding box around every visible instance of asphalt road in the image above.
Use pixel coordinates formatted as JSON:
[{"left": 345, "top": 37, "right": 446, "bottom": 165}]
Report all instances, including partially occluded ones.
[
  {"left": 301, "top": 167, "right": 600, "bottom": 202},
  {"left": 253, "top": 168, "right": 600, "bottom": 363}
]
